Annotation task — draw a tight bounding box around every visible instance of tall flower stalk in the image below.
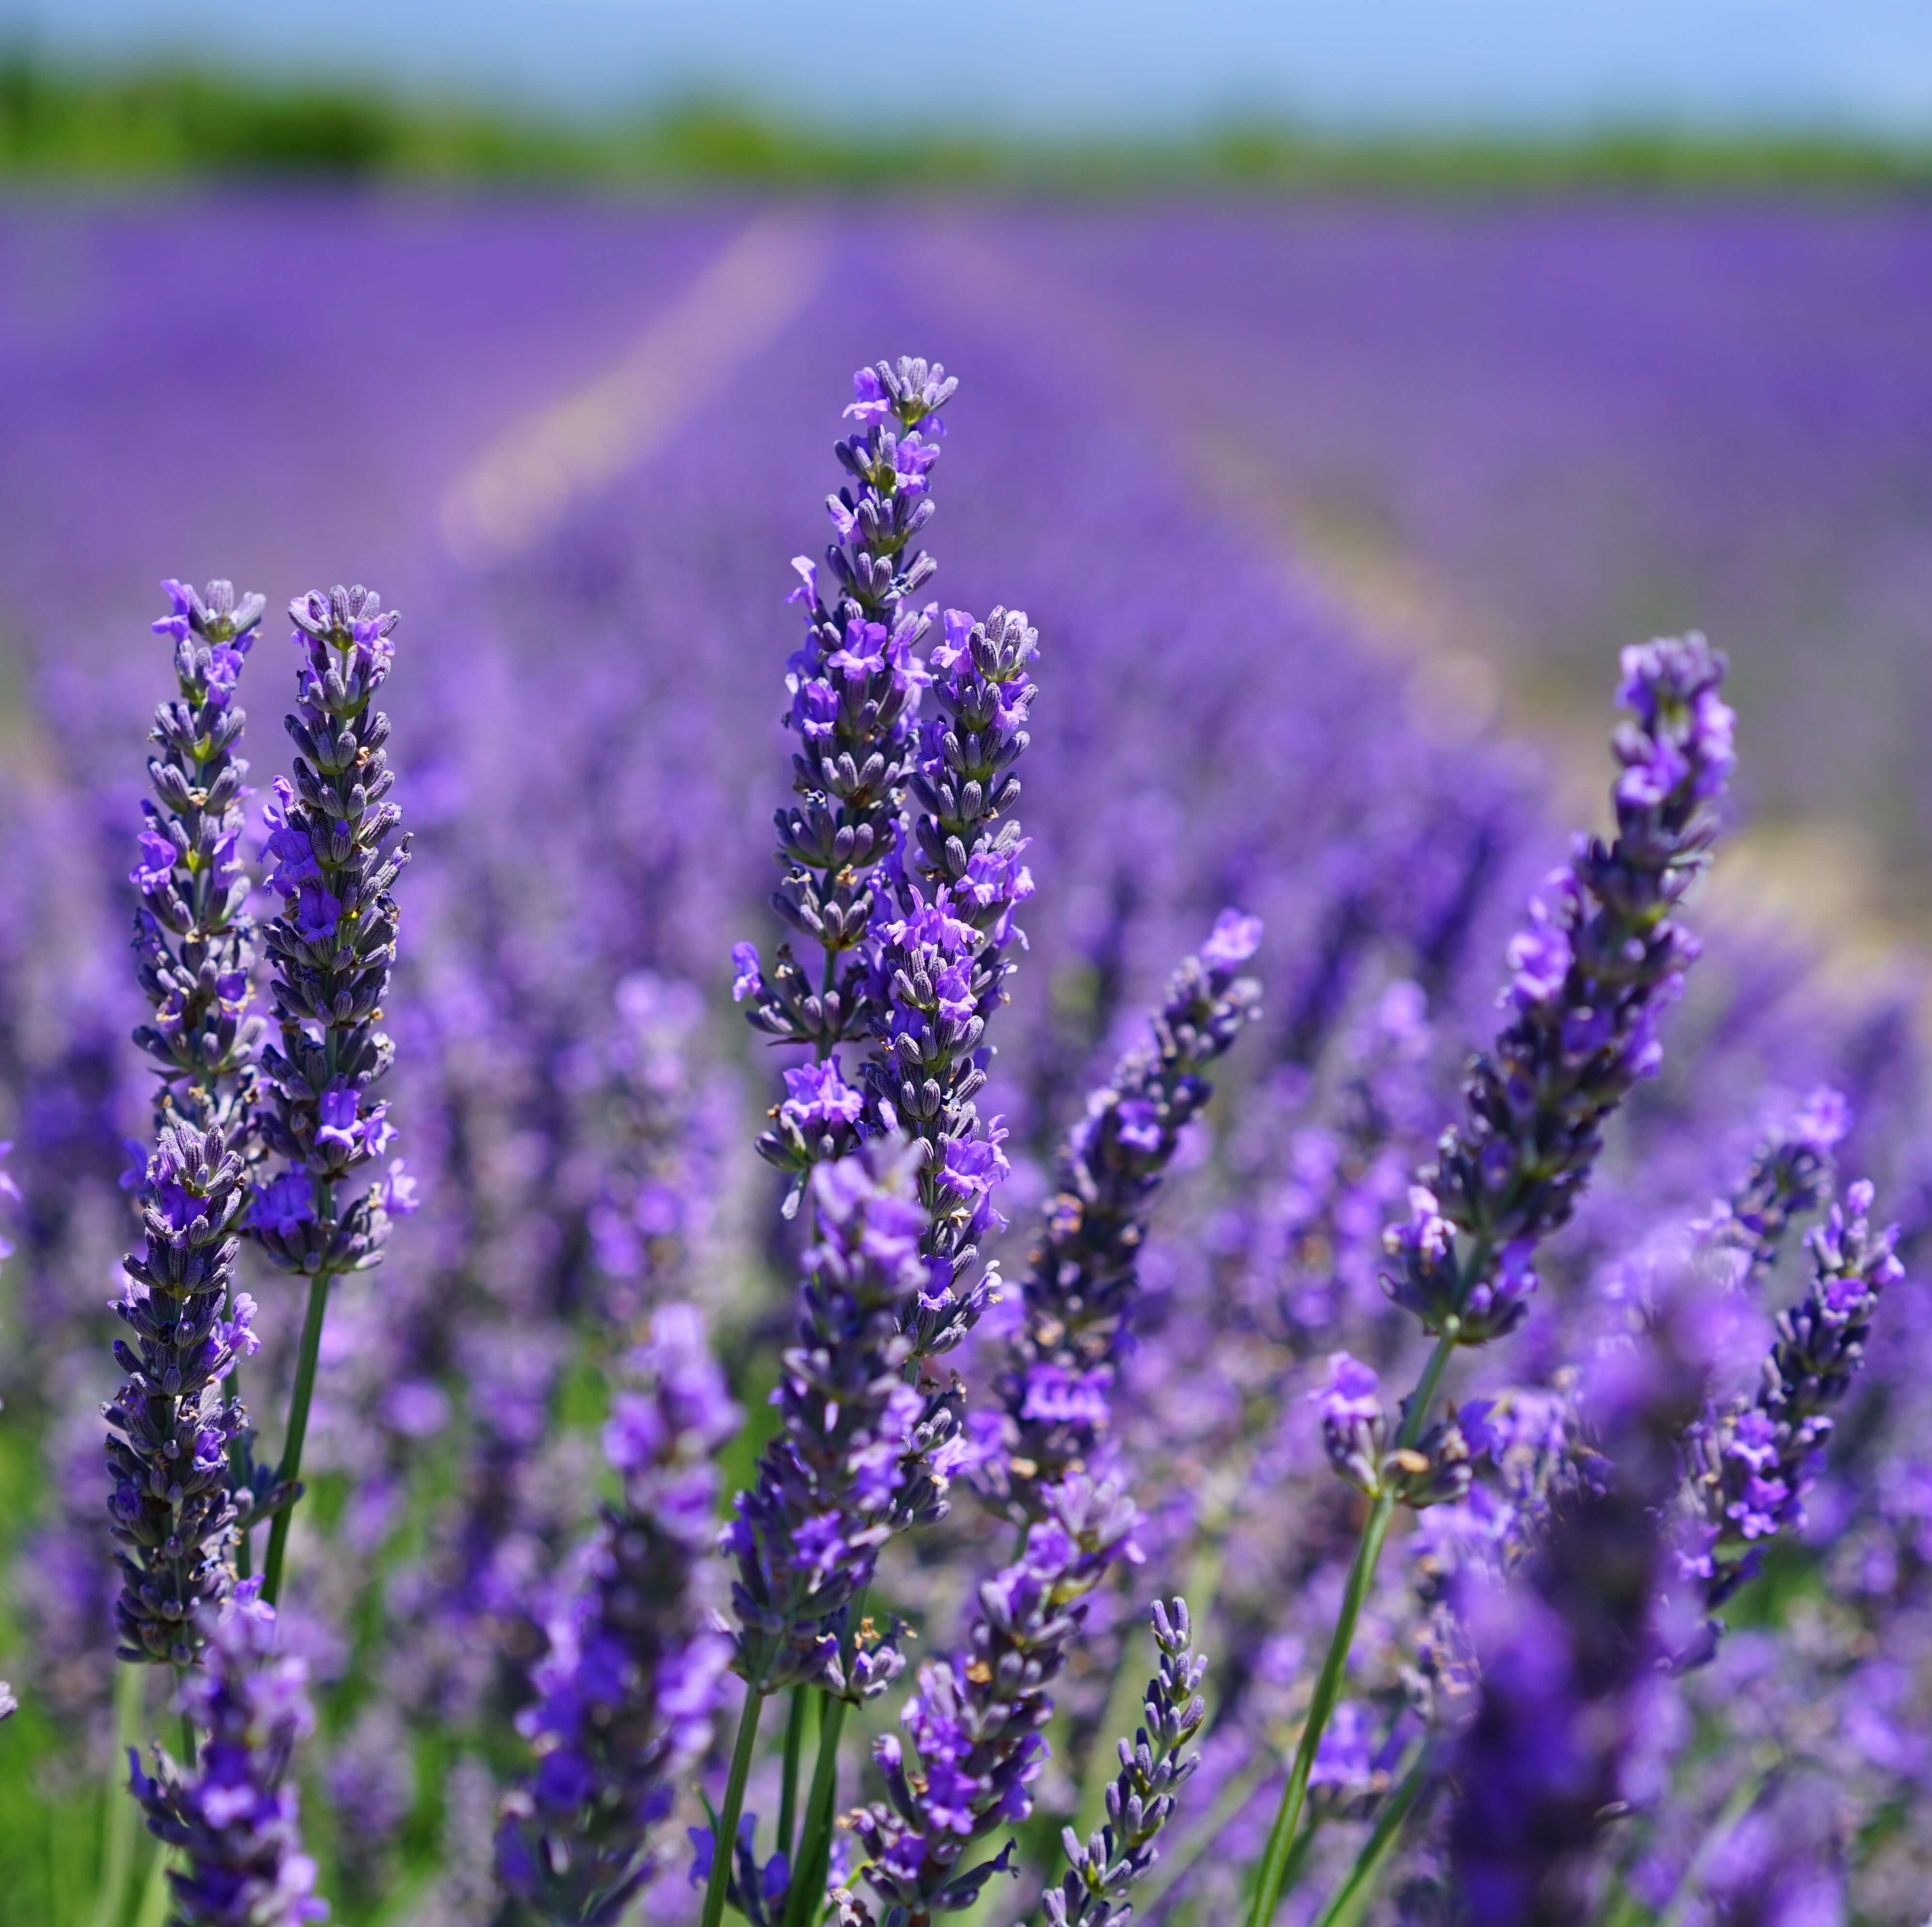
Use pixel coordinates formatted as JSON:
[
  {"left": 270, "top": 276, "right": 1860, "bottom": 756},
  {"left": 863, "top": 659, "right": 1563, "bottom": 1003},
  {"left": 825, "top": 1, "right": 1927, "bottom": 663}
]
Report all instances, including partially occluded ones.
[
  {"left": 107, "top": 580, "right": 268, "bottom": 1672},
  {"left": 250, "top": 585, "right": 413, "bottom": 1605},
  {"left": 1245, "top": 635, "right": 1735, "bottom": 1927},
  {"left": 721, "top": 358, "right": 1041, "bottom": 1927}
]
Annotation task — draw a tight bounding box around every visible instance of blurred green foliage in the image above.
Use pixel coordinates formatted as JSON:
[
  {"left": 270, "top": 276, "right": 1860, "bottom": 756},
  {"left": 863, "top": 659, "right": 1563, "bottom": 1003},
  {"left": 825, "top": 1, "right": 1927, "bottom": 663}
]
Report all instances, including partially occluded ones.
[{"left": 3, "top": 52, "right": 1931, "bottom": 191}]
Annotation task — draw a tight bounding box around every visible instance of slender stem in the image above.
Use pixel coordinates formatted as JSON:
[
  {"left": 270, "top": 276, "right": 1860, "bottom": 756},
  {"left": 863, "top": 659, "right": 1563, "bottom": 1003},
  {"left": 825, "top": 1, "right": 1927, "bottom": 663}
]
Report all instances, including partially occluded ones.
[
  {"left": 1310, "top": 1740, "right": 1435, "bottom": 1927},
  {"left": 779, "top": 1687, "right": 811, "bottom": 1864},
  {"left": 1653, "top": 1765, "right": 1772, "bottom": 1927},
  {"left": 703, "top": 1688, "right": 769, "bottom": 1927},
  {"left": 1244, "top": 1331, "right": 1456, "bottom": 1927},
  {"left": 131, "top": 1840, "right": 172, "bottom": 1927},
  {"left": 259, "top": 1263, "right": 335, "bottom": 1608},
  {"left": 782, "top": 1692, "right": 850, "bottom": 1927},
  {"left": 89, "top": 1663, "right": 147, "bottom": 1927}
]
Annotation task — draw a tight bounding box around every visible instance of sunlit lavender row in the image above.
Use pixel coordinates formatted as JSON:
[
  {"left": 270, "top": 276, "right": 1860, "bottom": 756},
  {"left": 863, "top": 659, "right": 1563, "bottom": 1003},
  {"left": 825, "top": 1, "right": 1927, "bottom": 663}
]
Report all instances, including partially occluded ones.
[{"left": 1, "top": 331, "right": 1929, "bottom": 1927}]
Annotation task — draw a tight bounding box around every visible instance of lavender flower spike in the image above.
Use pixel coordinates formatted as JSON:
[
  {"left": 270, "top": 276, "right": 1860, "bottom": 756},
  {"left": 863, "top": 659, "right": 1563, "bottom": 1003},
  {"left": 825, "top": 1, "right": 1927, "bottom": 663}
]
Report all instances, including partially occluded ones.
[
  {"left": 736, "top": 361, "right": 955, "bottom": 1190},
  {"left": 1385, "top": 634, "right": 1733, "bottom": 1346},
  {"left": 107, "top": 579, "right": 268, "bottom": 1666},
  {"left": 725, "top": 1142, "right": 930, "bottom": 1698},
  {"left": 981, "top": 912, "right": 1262, "bottom": 1525},
  {"left": 1250, "top": 639, "right": 1731, "bottom": 1927},
  {"left": 1683, "top": 1177, "right": 1902, "bottom": 1616},
  {"left": 129, "top": 1580, "right": 327, "bottom": 1927},
  {"left": 1039, "top": 1599, "right": 1209, "bottom": 1927},
  {"left": 253, "top": 584, "right": 413, "bottom": 1279},
  {"left": 252, "top": 584, "right": 414, "bottom": 1603},
  {"left": 843, "top": 1476, "right": 1144, "bottom": 1927},
  {"left": 498, "top": 1304, "right": 741, "bottom": 1925}
]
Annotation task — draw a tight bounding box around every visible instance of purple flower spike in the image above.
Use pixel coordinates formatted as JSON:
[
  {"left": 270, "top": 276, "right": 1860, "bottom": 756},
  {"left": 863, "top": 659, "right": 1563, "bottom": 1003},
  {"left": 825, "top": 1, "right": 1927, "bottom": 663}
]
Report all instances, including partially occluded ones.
[
  {"left": 1037, "top": 1598, "right": 1210, "bottom": 1927},
  {"left": 108, "top": 579, "right": 269, "bottom": 1667},
  {"left": 979, "top": 915, "right": 1262, "bottom": 1525},
  {"left": 129, "top": 1582, "right": 327, "bottom": 1927},
  {"left": 1681, "top": 1176, "right": 1903, "bottom": 1626},
  {"left": 498, "top": 1305, "right": 741, "bottom": 1925},
  {"left": 739, "top": 358, "right": 956, "bottom": 1076},
  {"left": 251, "top": 585, "right": 412, "bottom": 1280},
  {"left": 1383, "top": 635, "right": 1733, "bottom": 1347},
  {"left": 844, "top": 1477, "right": 1143, "bottom": 1926},
  {"left": 725, "top": 1141, "right": 931, "bottom": 1696}
]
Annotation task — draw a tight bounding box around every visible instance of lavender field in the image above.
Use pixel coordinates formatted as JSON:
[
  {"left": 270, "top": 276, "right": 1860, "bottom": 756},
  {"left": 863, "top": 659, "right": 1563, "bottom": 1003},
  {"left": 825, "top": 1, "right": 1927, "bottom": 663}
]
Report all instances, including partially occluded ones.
[{"left": 2, "top": 194, "right": 1931, "bottom": 1927}]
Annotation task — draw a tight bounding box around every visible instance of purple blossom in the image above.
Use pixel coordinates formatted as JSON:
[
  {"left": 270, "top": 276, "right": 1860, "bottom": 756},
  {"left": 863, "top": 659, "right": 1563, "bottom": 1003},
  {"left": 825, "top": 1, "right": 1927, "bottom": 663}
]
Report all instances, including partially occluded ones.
[
  {"left": 498, "top": 1305, "right": 740, "bottom": 1926},
  {"left": 724, "top": 1142, "right": 930, "bottom": 1695},
  {"left": 846, "top": 1477, "right": 1144, "bottom": 1925},
  {"left": 1383, "top": 636, "right": 1733, "bottom": 1346},
  {"left": 1683, "top": 1177, "right": 1903, "bottom": 1621},
  {"left": 129, "top": 1582, "right": 326, "bottom": 1927},
  {"left": 982, "top": 915, "right": 1262, "bottom": 1524},
  {"left": 779, "top": 1057, "right": 865, "bottom": 1134}
]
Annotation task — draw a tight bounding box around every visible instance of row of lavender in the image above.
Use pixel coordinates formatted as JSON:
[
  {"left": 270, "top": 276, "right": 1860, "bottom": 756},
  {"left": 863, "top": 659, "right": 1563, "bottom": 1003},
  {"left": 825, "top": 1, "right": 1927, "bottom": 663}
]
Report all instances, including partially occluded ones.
[{"left": 0, "top": 347, "right": 1929, "bottom": 1927}]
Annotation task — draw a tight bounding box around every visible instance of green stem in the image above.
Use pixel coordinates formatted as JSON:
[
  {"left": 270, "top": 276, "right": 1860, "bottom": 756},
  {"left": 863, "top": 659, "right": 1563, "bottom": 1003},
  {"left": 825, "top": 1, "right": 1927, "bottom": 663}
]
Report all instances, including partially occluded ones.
[
  {"left": 89, "top": 1664, "right": 147, "bottom": 1927},
  {"left": 703, "top": 1689, "right": 768, "bottom": 1927},
  {"left": 1653, "top": 1765, "right": 1772, "bottom": 1927},
  {"left": 778, "top": 1687, "right": 811, "bottom": 1863},
  {"left": 1310, "top": 1740, "right": 1435, "bottom": 1927},
  {"left": 260, "top": 1263, "right": 335, "bottom": 1608},
  {"left": 131, "top": 1840, "right": 172, "bottom": 1927},
  {"left": 1244, "top": 1330, "right": 1456, "bottom": 1927},
  {"left": 782, "top": 1692, "right": 850, "bottom": 1927}
]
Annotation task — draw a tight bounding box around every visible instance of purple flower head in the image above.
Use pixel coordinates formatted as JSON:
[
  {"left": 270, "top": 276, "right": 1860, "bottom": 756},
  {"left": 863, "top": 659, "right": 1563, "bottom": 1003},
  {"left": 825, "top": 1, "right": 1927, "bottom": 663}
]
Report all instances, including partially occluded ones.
[
  {"left": 780, "top": 1057, "right": 864, "bottom": 1134},
  {"left": 502, "top": 1304, "right": 738, "bottom": 1922},
  {"left": 731, "top": 941, "right": 762, "bottom": 1003},
  {"left": 130, "top": 825, "right": 177, "bottom": 894},
  {"left": 253, "top": 1174, "right": 315, "bottom": 1238},
  {"left": 1502, "top": 879, "right": 1574, "bottom": 1010},
  {"left": 727, "top": 1141, "right": 931, "bottom": 1694},
  {"left": 290, "top": 881, "right": 341, "bottom": 945},
  {"left": 129, "top": 1583, "right": 326, "bottom": 1927},
  {"left": 1200, "top": 907, "right": 1263, "bottom": 971},
  {"left": 982, "top": 916, "right": 1262, "bottom": 1528},
  {"left": 939, "top": 1126, "right": 1010, "bottom": 1201},
  {"left": 1384, "top": 640, "right": 1731, "bottom": 1347}
]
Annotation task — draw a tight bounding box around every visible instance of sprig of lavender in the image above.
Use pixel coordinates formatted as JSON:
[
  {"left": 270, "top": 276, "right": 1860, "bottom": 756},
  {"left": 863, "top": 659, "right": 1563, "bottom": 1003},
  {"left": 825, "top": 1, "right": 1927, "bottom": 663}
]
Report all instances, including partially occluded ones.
[
  {"left": 1039, "top": 1599, "right": 1209, "bottom": 1927},
  {"left": 497, "top": 1304, "right": 741, "bottom": 1925},
  {"left": 840, "top": 1476, "right": 1143, "bottom": 1927},
  {"left": 979, "top": 914, "right": 1262, "bottom": 1527},
  {"left": 107, "top": 580, "right": 267, "bottom": 1669},
  {"left": 734, "top": 359, "right": 955, "bottom": 1194},
  {"left": 1681, "top": 1177, "right": 1902, "bottom": 1621},
  {"left": 129, "top": 1580, "right": 327, "bottom": 1927},
  {"left": 251, "top": 585, "right": 413, "bottom": 1605},
  {"left": 1246, "top": 636, "right": 1734, "bottom": 1927}
]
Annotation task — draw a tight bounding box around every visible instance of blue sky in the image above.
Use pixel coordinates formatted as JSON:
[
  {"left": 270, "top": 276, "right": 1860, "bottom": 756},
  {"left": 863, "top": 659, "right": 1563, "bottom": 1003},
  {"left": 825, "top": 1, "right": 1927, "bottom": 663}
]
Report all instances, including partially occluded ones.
[{"left": 15, "top": 0, "right": 1932, "bottom": 133}]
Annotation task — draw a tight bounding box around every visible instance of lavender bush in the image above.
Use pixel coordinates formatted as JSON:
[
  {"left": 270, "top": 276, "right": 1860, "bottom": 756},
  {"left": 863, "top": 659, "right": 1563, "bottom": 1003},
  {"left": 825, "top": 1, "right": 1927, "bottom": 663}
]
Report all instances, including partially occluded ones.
[{"left": 0, "top": 324, "right": 1927, "bottom": 1927}]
